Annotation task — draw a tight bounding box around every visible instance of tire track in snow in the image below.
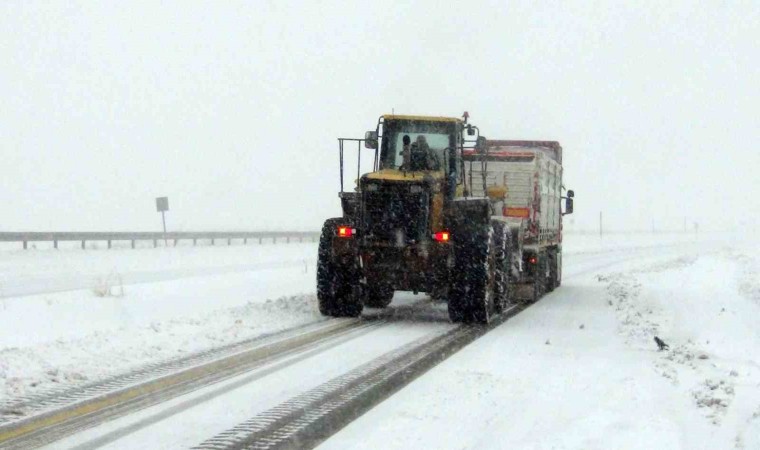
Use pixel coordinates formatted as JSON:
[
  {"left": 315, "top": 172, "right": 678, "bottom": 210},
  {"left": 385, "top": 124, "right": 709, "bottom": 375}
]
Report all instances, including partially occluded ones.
[
  {"left": 191, "top": 305, "right": 527, "bottom": 450},
  {"left": 0, "top": 319, "right": 377, "bottom": 449}
]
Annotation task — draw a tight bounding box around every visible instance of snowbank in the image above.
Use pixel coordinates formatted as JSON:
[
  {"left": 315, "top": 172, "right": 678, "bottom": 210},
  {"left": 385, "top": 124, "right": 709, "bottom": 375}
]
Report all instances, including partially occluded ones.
[{"left": 0, "top": 244, "right": 321, "bottom": 402}]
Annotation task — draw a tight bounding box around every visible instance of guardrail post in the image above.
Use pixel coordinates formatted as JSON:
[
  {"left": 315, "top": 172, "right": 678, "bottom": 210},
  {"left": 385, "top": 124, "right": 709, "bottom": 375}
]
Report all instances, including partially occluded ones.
[
  {"left": 174, "top": 239, "right": 178, "bottom": 247},
  {"left": 299, "top": 236, "right": 303, "bottom": 243},
  {"left": 81, "top": 240, "right": 85, "bottom": 250},
  {"left": 193, "top": 238, "right": 197, "bottom": 246},
  {"left": 23, "top": 241, "right": 28, "bottom": 250},
  {"left": 287, "top": 236, "right": 290, "bottom": 243},
  {"left": 227, "top": 238, "right": 231, "bottom": 246},
  {"left": 108, "top": 240, "right": 112, "bottom": 249},
  {"left": 54, "top": 240, "right": 58, "bottom": 249},
  {"left": 131, "top": 240, "right": 135, "bottom": 249},
  {"left": 153, "top": 239, "right": 157, "bottom": 248},
  {"left": 211, "top": 239, "right": 215, "bottom": 246},
  {"left": 259, "top": 237, "right": 262, "bottom": 244},
  {"left": 243, "top": 238, "right": 247, "bottom": 245}
]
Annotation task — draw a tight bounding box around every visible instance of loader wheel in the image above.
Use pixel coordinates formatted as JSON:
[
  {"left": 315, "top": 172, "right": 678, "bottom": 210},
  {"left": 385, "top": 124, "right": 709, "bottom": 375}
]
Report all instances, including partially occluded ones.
[
  {"left": 430, "top": 284, "right": 449, "bottom": 302},
  {"left": 447, "top": 233, "right": 471, "bottom": 323},
  {"left": 363, "top": 284, "right": 394, "bottom": 308},
  {"left": 448, "top": 224, "right": 497, "bottom": 324},
  {"left": 430, "top": 259, "right": 450, "bottom": 302},
  {"left": 317, "top": 218, "right": 362, "bottom": 317},
  {"left": 447, "top": 298, "right": 467, "bottom": 322},
  {"left": 492, "top": 221, "right": 510, "bottom": 314}
]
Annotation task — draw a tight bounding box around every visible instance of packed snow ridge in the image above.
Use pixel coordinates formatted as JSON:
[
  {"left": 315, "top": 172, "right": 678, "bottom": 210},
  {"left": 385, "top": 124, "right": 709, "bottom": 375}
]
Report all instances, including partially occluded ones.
[{"left": 0, "top": 294, "right": 321, "bottom": 403}]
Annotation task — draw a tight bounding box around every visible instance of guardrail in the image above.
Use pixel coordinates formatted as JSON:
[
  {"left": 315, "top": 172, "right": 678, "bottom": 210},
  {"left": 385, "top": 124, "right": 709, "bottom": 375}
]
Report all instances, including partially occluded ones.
[{"left": 0, "top": 231, "right": 320, "bottom": 250}]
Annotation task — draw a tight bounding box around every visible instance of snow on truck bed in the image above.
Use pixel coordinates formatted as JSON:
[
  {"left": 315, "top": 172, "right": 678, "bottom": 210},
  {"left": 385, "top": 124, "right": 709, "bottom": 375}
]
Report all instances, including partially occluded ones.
[{"left": 1, "top": 232, "right": 758, "bottom": 449}]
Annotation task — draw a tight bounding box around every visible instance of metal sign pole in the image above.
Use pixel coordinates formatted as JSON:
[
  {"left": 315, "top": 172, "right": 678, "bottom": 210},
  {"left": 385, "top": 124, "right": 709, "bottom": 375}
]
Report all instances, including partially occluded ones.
[
  {"left": 156, "top": 197, "right": 169, "bottom": 246},
  {"left": 161, "top": 210, "right": 167, "bottom": 245}
]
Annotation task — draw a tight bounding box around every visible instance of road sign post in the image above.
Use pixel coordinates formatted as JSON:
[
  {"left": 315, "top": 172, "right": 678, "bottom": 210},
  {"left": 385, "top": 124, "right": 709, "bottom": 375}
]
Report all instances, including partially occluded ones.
[{"left": 156, "top": 197, "right": 169, "bottom": 245}]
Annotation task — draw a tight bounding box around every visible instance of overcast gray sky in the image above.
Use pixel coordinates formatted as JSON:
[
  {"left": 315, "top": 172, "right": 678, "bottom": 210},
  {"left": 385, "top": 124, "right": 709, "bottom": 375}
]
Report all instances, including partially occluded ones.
[{"left": 2, "top": 1, "right": 758, "bottom": 232}]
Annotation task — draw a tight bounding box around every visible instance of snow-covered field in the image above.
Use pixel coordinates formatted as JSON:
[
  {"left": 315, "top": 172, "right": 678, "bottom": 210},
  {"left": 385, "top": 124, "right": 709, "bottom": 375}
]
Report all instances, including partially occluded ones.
[
  {"left": 0, "top": 242, "right": 323, "bottom": 400},
  {"left": 2, "top": 232, "right": 758, "bottom": 449}
]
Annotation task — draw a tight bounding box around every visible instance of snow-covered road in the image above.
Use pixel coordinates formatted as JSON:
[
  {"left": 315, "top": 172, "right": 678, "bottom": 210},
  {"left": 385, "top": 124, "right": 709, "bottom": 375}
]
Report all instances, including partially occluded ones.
[
  {"left": 320, "top": 238, "right": 760, "bottom": 450},
  {"left": 2, "top": 233, "right": 758, "bottom": 449},
  {"left": 38, "top": 316, "right": 454, "bottom": 450}
]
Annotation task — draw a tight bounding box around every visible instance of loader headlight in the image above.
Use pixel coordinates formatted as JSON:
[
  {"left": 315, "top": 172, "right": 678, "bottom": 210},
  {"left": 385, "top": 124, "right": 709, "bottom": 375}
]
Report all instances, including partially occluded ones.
[
  {"left": 410, "top": 185, "right": 423, "bottom": 194},
  {"left": 365, "top": 184, "right": 379, "bottom": 192}
]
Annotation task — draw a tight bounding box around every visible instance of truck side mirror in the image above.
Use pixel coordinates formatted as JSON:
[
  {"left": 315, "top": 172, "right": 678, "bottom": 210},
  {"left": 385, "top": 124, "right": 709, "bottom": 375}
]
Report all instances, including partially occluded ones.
[
  {"left": 476, "top": 136, "right": 487, "bottom": 151},
  {"left": 567, "top": 189, "right": 574, "bottom": 198},
  {"left": 564, "top": 196, "right": 574, "bottom": 215},
  {"left": 364, "top": 131, "right": 378, "bottom": 149}
]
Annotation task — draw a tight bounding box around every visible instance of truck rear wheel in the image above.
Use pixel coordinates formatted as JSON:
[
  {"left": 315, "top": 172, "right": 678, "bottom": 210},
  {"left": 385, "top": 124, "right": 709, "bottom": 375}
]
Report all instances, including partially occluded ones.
[
  {"left": 317, "top": 218, "right": 362, "bottom": 317},
  {"left": 546, "top": 249, "right": 558, "bottom": 293},
  {"left": 448, "top": 224, "right": 497, "bottom": 324},
  {"left": 531, "top": 252, "right": 547, "bottom": 303}
]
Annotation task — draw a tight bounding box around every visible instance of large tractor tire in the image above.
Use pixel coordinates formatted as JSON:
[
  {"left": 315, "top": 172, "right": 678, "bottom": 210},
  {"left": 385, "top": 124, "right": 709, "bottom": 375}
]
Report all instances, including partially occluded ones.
[
  {"left": 429, "top": 284, "right": 449, "bottom": 302},
  {"left": 492, "top": 221, "right": 511, "bottom": 313},
  {"left": 448, "top": 224, "right": 498, "bottom": 324},
  {"left": 317, "top": 218, "right": 362, "bottom": 317},
  {"left": 363, "top": 284, "right": 394, "bottom": 308},
  {"left": 429, "top": 259, "right": 451, "bottom": 302}
]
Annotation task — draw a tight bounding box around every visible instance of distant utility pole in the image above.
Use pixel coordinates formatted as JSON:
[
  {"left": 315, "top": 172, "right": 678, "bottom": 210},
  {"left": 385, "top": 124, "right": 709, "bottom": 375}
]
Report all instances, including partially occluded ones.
[{"left": 599, "top": 211, "right": 603, "bottom": 238}]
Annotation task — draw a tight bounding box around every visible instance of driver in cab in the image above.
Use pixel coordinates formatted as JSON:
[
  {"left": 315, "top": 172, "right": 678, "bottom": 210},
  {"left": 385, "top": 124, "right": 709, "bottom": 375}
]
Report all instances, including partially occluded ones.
[{"left": 401, "top": 135, "right": 440, "bottom": 171}]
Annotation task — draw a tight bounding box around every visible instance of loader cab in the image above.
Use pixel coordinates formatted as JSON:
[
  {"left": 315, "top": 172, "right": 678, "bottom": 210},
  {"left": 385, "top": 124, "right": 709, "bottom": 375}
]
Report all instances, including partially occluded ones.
[{"left": 376, "top": 116, "right": 461, "bottom": 178}]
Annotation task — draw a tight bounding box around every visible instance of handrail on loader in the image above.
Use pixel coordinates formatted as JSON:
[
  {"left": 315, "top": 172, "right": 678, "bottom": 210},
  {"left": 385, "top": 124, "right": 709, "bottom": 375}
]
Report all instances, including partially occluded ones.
[{"left": 337, "top": 138, "right": 379, "bottom": 194}]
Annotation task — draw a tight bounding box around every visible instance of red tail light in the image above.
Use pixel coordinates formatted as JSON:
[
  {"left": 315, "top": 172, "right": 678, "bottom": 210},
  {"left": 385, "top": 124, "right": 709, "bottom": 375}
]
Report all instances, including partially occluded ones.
[
  {"left": 337, "top": 226, "right": 353, "bottom": 238},
  {"left": 433, "top": 231, "right": 450, "bottom": 242},
  {"left": 529, "top": 256, "right": 537, "bottom": 264}
]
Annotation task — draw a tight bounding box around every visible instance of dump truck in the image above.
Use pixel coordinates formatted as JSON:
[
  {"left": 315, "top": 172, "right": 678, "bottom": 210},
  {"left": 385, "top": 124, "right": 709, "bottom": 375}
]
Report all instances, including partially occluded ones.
[
  {"left": 464, "top": 140, "right": 574, "bottom": 302},
  {"left": 317, "top": 113, "right": 574, "bottom": 323}
]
